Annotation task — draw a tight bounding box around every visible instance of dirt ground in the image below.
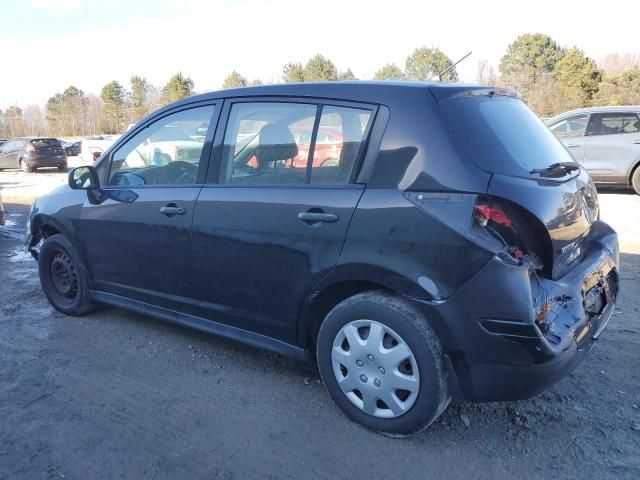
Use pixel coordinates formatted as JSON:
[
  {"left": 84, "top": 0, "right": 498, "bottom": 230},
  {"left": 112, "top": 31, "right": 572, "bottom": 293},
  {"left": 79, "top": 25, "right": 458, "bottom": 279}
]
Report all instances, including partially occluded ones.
[{"left": 1, "top": 169, "right": 639, "bottom": 480}]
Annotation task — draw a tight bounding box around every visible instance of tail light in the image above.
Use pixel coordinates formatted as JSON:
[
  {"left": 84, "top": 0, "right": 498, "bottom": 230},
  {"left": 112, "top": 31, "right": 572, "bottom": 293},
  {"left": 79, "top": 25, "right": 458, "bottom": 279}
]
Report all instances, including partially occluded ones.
[
  {"left": 404, "top": 192, "right": 545, "bottom": 270},
  {"left": 25, "top": 143, "right": 35, "bottom": 152}
]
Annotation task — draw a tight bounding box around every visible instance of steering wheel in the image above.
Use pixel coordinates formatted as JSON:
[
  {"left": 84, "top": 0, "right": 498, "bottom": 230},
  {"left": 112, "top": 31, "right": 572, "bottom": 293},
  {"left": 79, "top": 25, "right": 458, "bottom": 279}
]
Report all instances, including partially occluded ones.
[{"left": 164, "top": 161, "right": 198, "bottom": 184}]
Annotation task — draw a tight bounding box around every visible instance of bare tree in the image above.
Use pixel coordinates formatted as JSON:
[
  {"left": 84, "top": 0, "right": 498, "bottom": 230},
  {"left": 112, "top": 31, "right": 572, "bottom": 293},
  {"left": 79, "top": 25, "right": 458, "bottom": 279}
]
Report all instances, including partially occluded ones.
[
  {"left": 476, "top": 60, "right": 497, "bottom": 85},
  {"left": 22, "top": 105, "right": 48, "bottom": 136},
  {"left": 600, "top": 53, "right": 640, "bottom": 76}
]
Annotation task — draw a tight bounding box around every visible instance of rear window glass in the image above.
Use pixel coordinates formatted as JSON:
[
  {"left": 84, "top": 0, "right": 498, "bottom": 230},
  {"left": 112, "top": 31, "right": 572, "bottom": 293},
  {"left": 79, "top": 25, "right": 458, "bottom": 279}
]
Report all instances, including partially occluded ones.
[
  {"left": 30, "top": 138, "right": 61, "bottom": 147},
  {"left": 439, "top": 96, "right": 576, "bottom": 177}
]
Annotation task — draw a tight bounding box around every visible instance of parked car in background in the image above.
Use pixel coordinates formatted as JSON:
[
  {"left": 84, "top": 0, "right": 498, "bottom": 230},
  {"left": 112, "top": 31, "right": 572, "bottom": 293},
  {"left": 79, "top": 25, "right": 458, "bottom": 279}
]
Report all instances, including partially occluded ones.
[
  {"left": 26, "top": 82, "right": 619, "bottom": 435},
  {"left": 547, "top": 106, "right": 640, "bottom": 194},
  {"left": 0, "top": 137, "right": 67, "bottom": 172},
  {"left": 63, "top": 141, "right": 82, "bottom": 157},
  {"left": 0, "top": 138, "right": 8, "bottom": 148},
  {"left": 80, "top": 135, "right": 120, "bottom": 164}
]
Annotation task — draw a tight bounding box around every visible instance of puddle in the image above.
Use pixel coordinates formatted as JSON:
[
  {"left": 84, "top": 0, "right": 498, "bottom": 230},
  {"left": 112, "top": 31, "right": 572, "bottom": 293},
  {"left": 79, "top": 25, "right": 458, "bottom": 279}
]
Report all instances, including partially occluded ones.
[
  {"left": 4, "top": 247, "right": 34, "bottom": 263},
  {"left": 1, "top": 213, "right": 26, "bottom": 241}
]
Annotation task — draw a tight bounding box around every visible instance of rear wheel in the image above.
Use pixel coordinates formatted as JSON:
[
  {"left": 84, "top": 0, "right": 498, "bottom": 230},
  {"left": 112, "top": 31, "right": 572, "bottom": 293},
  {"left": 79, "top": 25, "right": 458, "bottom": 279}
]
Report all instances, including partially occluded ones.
[
  {"left": 632, "top": 165, "right": 640, "bottom": 195},
  {"left": 39, "top": 234, "right": 95, "bottom": 316},
  {"left": 58, "top": 163, "right": 68, "bottom": 172},
  {"left": 20, "top": 158, "right": 33, "bottom": 173},
  {"left": 316, "top": 291, "right": 449, "bottom": 435}
]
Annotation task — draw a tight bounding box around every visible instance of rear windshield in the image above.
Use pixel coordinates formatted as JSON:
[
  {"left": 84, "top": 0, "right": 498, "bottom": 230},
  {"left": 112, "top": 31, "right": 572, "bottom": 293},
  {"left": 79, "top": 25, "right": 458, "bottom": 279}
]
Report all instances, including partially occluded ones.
[
  {"left": 30, "top": 138, "right": 61, "bottom": 148},
  {"left": 439, "top": 96, "right": 576, "bottom": 177}
]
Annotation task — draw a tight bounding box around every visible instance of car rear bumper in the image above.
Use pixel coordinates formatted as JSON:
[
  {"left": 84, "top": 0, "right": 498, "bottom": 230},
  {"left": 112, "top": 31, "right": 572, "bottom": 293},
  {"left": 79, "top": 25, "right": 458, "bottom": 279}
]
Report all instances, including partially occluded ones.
[
  {"left": 409, "top": 220, "right": 619, "bottom": 403},
  {"left": 26, "top": 154, "right": 67, "bottom": 167}
]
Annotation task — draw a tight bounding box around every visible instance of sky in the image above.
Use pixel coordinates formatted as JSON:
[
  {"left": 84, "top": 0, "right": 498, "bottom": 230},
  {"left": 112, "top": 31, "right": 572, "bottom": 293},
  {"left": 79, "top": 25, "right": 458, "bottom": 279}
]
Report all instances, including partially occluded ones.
[{"left": 2, "top": 0, "right": 640, "bottom": 109}]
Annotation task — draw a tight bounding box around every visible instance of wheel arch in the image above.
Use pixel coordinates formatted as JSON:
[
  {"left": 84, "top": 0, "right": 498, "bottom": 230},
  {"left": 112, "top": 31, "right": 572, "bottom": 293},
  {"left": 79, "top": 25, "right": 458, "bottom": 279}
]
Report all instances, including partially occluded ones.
[
  {"left": 29, "top": 214, "right": 93, "bottom": 286},
  {"left": 629, "top": 158, "right": 640, "bottom": 185},
  {"left": 296, "top": 263, "right": 438, "bottom": 351}
]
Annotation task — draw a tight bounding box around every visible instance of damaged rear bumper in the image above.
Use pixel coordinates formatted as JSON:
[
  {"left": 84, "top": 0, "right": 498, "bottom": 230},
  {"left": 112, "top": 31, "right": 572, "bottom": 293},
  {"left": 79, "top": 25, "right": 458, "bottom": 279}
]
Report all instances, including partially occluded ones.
[{"left": 409, "top": 220, "right": 619, "bottom": 403}]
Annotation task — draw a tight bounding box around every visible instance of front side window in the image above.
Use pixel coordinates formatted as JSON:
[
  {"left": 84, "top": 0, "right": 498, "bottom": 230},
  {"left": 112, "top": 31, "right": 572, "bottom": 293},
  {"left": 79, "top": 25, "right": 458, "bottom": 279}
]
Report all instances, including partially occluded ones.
[
  {"left": 550, "top": 114, "right": 589, "bottom": 138},
  {"left": 108, "top": 105, "right": 215, "bottom": 186},
  {"left": 586, "top": 112, "right": 640, "bottom": 136},
  {"left": 221, "top": 102, "right": 318, "bottom": 185}
]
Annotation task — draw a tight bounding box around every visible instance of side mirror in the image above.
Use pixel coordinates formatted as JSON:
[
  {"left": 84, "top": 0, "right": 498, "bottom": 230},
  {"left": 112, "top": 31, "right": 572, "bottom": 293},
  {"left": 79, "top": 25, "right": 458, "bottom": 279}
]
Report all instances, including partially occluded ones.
[{"left": 68, "top": 166, "right": 100, "bottom": 190}]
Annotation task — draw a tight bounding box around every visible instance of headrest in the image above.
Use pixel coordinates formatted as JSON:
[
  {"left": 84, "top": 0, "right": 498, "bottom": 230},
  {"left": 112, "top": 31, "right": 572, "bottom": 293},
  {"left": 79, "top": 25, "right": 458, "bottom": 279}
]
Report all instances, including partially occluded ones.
[{"left": 255, "top": 123, "right": 298, "bottom": 167}]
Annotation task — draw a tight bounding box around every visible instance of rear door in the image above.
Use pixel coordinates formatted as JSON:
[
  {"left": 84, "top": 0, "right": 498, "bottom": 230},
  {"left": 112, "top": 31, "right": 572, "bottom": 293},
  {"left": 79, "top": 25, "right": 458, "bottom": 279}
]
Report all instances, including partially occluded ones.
[
  {"left": 189, "top": 99, "right": 376, "bottom": 343},
  {"left": 583, "top": 112, "right": 640, "bottom": 182},
  {"left": 76, "top": 103, "right": 219, "bottom": 309},
  {"left": 548, "top": 113, "right": 590, "bottom": 163}
]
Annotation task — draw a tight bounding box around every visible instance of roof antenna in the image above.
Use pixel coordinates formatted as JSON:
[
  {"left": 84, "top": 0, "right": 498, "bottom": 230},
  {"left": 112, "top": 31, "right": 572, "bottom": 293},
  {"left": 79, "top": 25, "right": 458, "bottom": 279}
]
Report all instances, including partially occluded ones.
[{"left": 432, "top": 51, "right": 472, "bottom": 81}]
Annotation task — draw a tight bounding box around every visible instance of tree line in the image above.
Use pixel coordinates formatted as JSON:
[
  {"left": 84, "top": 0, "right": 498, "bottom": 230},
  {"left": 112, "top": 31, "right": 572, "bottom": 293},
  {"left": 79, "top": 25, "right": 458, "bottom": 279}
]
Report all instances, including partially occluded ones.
[
  {"left": 0, "top": 72, "right": 195, "bottom": 138},
  {"left": 2, "top": 35, "right": 639, "bottom": 138}
]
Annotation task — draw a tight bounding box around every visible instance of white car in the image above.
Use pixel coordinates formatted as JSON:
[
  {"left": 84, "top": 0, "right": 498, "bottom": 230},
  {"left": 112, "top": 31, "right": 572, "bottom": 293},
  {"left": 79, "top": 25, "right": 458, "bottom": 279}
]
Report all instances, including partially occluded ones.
[
  {"left": 546, "top": 106, "right": 640, "bottom": 194},
  {"left": 80, "top": 135, "right": 120, "bottom": 164}
]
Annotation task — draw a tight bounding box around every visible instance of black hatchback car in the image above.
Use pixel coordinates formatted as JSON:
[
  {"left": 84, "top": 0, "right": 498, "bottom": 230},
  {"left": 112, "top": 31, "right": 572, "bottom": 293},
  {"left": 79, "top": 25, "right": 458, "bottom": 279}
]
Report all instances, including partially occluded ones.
[
  {"left": 0, "top": 137, "right": 67, "bottom": 172},
  {"left": 25, "top": 82, "right": 619, "bottom": 435}
]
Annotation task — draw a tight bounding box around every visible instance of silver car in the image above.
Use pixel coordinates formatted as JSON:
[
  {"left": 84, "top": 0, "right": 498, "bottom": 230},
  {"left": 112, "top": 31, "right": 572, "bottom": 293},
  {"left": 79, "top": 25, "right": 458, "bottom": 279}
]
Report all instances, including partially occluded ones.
[{"left": 547, "top": 106, "right": 640, "bottom": 194}]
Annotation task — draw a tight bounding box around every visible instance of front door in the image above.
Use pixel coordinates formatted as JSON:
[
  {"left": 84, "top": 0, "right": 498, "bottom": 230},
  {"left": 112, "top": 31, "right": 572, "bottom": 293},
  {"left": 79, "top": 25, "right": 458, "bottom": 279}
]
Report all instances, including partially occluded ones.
[
  {"left": 189, "top": 100, "right": 375, "bottom": 344},
  {"left": 75, "top": 104, "right": 218, "bottom": 309},
  {"left": 549, "top": 113, "right": 590, "bottom": 163}
]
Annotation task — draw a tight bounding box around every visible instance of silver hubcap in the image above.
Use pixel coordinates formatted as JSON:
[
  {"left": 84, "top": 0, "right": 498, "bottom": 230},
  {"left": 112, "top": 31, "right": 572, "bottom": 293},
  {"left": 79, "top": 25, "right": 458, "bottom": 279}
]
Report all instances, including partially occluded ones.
[{"left": 331, "top": 320, "right": 420, "bottom": 418}]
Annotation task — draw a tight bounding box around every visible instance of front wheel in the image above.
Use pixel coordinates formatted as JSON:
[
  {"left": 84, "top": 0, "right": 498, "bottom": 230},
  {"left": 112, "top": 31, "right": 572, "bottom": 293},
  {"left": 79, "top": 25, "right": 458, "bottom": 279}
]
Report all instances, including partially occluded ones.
[
  {"left": 316, "top": 291, "right": 450, "bottom": 435},
  {"left": 632, "top": 166, "right": 640, "bottom": 196},
  {"left": 38, "top": 234, "right": 95, "bottom": 316},
  {"left": 58, "top": 163, "right": 68, "bottom": 172}
]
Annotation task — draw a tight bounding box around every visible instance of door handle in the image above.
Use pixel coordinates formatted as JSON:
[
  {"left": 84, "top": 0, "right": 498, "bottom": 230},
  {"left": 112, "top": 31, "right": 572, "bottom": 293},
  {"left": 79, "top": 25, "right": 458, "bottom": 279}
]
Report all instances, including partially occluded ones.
[
  {"left": 160, "top": 204, "right": 187, "bottom": 217},
  {"left": 298, "top": 211, "right": 339, "bottom": 224},
  {"left": 632, "top": 140, "right": 640, "bottom": 144},
  {"left": 566, "top": 143, "right": 581, "bottom": 148}
]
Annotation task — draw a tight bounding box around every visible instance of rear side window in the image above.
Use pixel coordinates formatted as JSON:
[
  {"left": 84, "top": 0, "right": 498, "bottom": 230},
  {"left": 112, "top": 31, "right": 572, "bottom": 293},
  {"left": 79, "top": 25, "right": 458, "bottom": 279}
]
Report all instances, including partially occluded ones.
[
  {"left": 220, "top": 102, "right": 373, "bottom": 186},
  {"left": 310, "top": 106, "right": 372, "bottom": 185},
  {"left": 221, "top": 102, "right": 318, "bottom": 185},
  {"left": 439, "top": 96, "right": 576, "bottom": 177},
  {"left": 586, "top": 112, "right": 640, "bottom": 136}
]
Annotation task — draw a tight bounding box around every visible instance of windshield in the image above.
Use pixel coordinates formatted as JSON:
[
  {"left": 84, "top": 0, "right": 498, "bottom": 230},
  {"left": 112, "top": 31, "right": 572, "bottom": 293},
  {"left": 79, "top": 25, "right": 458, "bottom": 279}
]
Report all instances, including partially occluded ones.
[{"left": 439, "top": 96, "right": 576, "bottom": 177}]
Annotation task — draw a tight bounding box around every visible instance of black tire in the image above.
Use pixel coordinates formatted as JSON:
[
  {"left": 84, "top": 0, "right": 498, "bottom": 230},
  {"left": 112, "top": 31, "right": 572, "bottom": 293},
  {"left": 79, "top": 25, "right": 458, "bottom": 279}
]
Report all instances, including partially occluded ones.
[
  {"left": 632, "top": 165, "right": 640, "bottom": 196},
  {"left": 38, "top": 234, "right": 95, "bottom": 316},
  {"left": 316, "top": 291, "right": 449, "bottom": 436},
  {"left": 58, "top": 163, "right": 68, "bottom": 172},
  {"left": 20, "top": 158, "right": 33, "bottom": 173}
]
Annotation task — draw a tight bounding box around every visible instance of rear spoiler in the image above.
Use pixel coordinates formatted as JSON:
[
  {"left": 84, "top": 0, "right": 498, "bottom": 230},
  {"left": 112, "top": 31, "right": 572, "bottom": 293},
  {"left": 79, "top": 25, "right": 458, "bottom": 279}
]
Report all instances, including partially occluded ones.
[{"left": 429, "top": 85, "right": 519, "bottom": 102}]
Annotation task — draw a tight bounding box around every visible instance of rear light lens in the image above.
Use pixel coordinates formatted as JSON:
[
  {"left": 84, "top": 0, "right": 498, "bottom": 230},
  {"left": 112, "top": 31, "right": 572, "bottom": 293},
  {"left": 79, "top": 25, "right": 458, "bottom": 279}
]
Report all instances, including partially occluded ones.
[
  {"left": 404, "top": 192, "right": 541, "bottom": 268},
  {"left": 25, "top": 143, "right": 35, "bottom": 152}
]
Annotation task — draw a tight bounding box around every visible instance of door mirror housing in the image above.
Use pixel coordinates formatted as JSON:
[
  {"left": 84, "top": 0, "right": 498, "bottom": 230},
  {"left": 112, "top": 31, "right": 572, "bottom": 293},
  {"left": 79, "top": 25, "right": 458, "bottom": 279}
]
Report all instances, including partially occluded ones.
[{"left": 69, "top": 166, "right": 100, "bottom": 190}]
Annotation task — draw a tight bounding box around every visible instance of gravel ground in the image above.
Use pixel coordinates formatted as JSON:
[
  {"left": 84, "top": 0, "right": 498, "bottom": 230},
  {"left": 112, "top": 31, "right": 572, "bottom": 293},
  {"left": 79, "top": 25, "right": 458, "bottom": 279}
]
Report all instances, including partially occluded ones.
[{"left": 1, "top": 170, "right": 639, "bottom": 479}]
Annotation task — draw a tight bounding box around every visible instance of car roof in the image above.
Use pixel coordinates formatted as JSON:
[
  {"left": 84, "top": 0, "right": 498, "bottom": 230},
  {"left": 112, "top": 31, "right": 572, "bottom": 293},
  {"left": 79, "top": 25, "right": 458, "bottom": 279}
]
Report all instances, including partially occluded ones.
[
  {"left": 548, "top": 105, "right": 640, "bottom": 123},
  {"left": 151, "top": 81, "right": 498, "bottom": 113}
]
